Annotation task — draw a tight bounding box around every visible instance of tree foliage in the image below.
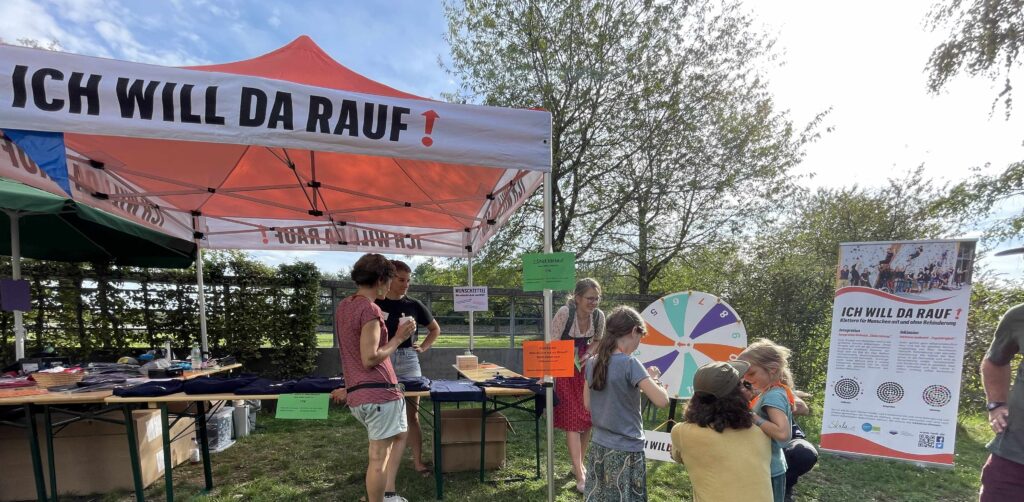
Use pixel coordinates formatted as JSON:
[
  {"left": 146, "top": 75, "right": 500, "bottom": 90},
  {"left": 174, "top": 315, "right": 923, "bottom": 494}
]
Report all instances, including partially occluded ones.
[
  {"left": 444, "top": 0, "right": 821, "bottom": 294},
  {"left": 0, "top": 253, "right": 321, "bottom": 377},
  {"left": 926, "top": 0, "right": 1024, "bottom": 117},
  {"left": 444, "top": 0, "right": 692, "bottom": 257},
  {"left": 703, "top": 169, "right": 951, "bottom": 389}
]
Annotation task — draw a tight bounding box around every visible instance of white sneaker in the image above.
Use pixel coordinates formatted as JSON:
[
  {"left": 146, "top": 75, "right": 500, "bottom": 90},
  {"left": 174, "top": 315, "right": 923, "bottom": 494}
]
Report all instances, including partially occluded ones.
[{"left": 384, "top": 495, "right": 408, "bottom": 502}]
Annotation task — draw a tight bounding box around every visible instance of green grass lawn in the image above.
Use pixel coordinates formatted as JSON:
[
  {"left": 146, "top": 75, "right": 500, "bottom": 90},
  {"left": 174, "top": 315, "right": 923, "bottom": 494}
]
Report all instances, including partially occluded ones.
[{"left": 92, "top": 402, "right": 993, "bottom": 501}]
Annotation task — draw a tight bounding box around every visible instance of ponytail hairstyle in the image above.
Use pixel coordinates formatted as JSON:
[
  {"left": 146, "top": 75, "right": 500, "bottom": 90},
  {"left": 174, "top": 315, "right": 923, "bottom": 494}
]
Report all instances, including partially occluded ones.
[
  {"left": 589, "top": 306, "right": 644, "bottom": 391},
  {"left": 737, "top": 338, "right": 793, "bottom": 387}
]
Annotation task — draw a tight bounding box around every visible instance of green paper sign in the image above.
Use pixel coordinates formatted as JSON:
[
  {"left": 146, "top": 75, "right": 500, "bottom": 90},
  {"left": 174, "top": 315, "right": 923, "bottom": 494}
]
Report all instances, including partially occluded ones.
[
  {"left": 523, "top": 252, "right": 576, "bottom": 292},
  {"left": 275, "top": 393, "right": 330, "bottom": 420}
]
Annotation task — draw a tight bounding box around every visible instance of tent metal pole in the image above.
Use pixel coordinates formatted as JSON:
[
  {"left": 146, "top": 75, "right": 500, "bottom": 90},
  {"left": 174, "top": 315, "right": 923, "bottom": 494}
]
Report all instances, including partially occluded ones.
[
  {"left": 543, "top": 170, "right": 554, "bottom": 502},
  {"left": 468, "top": 256, "right": 474, "bottom": 353},
  {"left": 195, "top": 245, "right": 208, "bottom": 355},
  {"left": 8, "top": 210, "right": 26, "bottom": 360}
]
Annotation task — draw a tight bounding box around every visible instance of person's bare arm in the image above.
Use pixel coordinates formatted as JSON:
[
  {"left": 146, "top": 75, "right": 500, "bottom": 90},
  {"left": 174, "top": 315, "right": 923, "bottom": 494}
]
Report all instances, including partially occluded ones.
[
  {"left": 360, "top": 319, "right": 414, "bottom": 369},
  {"left": 983, "top": 357, "right": 1013, "bottom": 433},
  {"left": 793, "top": 396, "right": 810, "bottom": 416},
  {"left": 755, "top": 406, "right": 791, "bottom": 441},
  {"left": 639, "top": 377, "right": 670, "bottom": 408},
  {"left": 583, "top": 383, "right": 590, "bottom": 411},
  {"left": 415, "top": 319, "right": 441, "bottom": 353}
]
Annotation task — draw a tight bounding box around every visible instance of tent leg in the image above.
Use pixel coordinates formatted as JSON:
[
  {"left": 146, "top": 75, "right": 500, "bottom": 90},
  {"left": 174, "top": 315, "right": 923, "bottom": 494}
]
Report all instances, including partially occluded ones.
[
  {"left": 195, "top": 245, "right": 208, "bottom": 355},
  {"left": 8, "top": 211, "right": 26, "bottom": 361},
  {"left": 542, "top": 171, "right": 554, "bottom": 502},
  {"left": 468, "top": 256, "right": 474, "bottom": 353}
]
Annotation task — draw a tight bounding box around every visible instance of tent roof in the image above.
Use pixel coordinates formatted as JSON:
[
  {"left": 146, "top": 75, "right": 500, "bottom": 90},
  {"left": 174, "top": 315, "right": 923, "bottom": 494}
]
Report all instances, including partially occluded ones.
[
  {"left": 187, "top": 36, "right": 426, "bottom": 100},
  {"left": 0, "top": 37, "right": 549, "bottom": 258}
]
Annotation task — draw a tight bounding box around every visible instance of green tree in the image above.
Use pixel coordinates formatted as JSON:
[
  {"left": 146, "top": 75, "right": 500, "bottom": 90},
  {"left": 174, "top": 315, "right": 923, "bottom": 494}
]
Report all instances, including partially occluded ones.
[
  {"left": 443, "top": 0, "right": 688, "bottom": 257},
  {"left": 926, "top": 0, "right": 1024, "bottom": 243},
  {"left": 596, "top": 1, "right": 820, "bottom": 294},
  {"left": 727, "top": 169, "right": 950, "bottom": 389},
  {"left": 926, "top": 0, "right": 1024, "bottom": 117}
]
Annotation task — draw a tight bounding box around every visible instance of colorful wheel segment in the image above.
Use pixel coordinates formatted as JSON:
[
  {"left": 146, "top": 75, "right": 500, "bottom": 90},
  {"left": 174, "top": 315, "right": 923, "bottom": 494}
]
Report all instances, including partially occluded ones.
[{"left": 637, "top": 291, "right": 747, "bottom": 398}]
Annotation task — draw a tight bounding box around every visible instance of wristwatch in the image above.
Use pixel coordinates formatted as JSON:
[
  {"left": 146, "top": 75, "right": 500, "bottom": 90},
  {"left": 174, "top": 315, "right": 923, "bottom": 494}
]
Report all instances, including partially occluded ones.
[{"left": 987, "top": 402, "right": 1007, "bottom": 412}]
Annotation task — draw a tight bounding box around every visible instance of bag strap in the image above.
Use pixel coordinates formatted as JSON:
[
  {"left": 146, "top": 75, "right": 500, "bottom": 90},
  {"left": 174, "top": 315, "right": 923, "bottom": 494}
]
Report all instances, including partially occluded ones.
[{"left": 560, "top": 304, "right": 576, "bottom": 340}]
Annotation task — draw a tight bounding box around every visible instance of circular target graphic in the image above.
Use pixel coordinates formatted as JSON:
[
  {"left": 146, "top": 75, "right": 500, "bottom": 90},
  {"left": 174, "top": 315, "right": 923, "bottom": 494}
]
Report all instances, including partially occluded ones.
[
  {"left": 833, "top": 378, "right": 862, "bottom": 400},
  {"left": 638, "top": 292, "right": 747, "bottom": 398},
  {"left": 922, "top": 385, "right": 952, "bottom": 407},
  {"left": 877, "top": 382, "right": 905, "bottom": 404}
]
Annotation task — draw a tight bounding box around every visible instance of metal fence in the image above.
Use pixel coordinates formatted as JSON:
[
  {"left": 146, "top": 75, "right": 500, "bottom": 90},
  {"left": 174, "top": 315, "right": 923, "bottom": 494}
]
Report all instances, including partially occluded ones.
[{"left": 319, "top": 280, "right": 659, "bottom": 348}]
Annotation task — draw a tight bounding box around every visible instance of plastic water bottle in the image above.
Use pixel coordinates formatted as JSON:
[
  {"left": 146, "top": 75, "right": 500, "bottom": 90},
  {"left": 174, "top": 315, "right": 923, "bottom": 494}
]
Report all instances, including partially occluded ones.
[
  {"left": 191, "top": 346, "right": 202, "bottom": 370},
  {"left": 190, "top": 437, "right": 201, "bottom": 463}
]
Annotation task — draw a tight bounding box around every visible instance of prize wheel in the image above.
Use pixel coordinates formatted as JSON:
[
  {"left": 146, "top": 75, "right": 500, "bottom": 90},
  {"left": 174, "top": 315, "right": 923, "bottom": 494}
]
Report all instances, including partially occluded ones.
[{"left": 637, "top": 291, "right": 747, "bottom": 398}]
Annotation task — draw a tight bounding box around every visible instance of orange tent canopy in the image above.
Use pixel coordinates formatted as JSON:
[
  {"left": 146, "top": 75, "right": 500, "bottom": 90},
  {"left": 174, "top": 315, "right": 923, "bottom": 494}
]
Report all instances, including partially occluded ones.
[{"left": 0, "top": 37, "right": 550, "bottom": 257}]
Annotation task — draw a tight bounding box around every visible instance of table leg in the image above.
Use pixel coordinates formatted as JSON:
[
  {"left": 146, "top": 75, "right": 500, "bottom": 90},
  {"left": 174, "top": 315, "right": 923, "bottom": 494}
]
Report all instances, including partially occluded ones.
[
  {"left": 122, "top": 405, "right": 145, "bottom": 502},
  {"left": 195, "top": 400, "right": 213, "bottom": 490},
  {"left": 535, "top": 400, "right": 541, "bottom": 479},
  {"left": 479, "top": 401, "right": 486, "bottom": 482},
  {"left": 433, "top": 399, "right": 443, "bottom": 500},
  {"left": 25, "top": 404, "right": 48, "bottom": 502},
  {"left": 42, "top": 405, "right": 57, "bottom": 502},
  {"left": 159, "top": 403, "right": 174, "bottom": 502}
]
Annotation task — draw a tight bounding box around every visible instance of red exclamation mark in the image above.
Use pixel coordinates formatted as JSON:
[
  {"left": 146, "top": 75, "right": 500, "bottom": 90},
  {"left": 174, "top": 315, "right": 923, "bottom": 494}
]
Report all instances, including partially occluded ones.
[
  {"left": 955, "top": 308, "right": 962, "bottom": 320},
  {"left": 259, "top": 227, "right": 269, "bottom": 244},
  {"left": 422, "top": 110, "right": 439, "bottom": 147}
]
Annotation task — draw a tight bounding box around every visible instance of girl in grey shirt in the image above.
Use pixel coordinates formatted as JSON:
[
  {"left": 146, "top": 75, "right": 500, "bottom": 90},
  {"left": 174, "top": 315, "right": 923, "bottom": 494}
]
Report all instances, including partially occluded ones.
[{"left": 583, "top": 306, "right": 670, "bottom": 501}]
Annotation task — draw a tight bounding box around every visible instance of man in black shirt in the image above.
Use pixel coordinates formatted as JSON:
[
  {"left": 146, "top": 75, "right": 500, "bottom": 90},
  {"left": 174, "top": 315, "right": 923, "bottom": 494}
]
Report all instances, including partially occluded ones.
[{"left": 375, "top": 260, "right": 441, "bottom": 474}]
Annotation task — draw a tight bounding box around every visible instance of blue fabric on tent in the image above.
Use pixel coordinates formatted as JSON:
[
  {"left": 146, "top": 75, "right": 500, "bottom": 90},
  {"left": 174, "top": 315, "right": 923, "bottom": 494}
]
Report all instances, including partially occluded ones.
[
  {"left": 3, "top": 129, "right": 71, "bottom": 196},
  {"left": 429, "top": 379, "right": 484, "bottom": 403}
]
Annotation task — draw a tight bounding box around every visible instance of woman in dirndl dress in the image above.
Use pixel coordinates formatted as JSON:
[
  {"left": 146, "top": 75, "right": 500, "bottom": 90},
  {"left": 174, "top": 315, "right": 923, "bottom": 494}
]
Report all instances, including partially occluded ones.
[{"left": 551, "top": 278, "right": 605, "bottom": 493}]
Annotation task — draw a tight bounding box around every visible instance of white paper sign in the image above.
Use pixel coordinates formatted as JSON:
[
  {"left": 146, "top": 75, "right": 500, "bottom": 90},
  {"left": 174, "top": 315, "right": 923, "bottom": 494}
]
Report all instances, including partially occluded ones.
[
  {"left": 643, "top": 430, "right": 674, "bottom": 462},
  {"left": 453, "top": 286, "right": 488, "bottom": 312}
]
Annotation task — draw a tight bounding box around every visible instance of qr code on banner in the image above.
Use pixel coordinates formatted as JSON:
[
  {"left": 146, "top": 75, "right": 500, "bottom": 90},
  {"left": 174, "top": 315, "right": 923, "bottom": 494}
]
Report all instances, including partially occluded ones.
[{"left": 918, "top": 433, "right": 946, "bottom": 449}]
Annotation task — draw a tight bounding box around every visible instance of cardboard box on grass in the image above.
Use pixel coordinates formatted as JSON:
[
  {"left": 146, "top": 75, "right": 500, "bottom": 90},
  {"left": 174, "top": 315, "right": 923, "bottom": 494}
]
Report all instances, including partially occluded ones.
[
  {"left": 436, "top": 408, "right": 509, "bottom": 473},
  {"left": 0, "top": 409, "right": 194, "bottom": 501}
]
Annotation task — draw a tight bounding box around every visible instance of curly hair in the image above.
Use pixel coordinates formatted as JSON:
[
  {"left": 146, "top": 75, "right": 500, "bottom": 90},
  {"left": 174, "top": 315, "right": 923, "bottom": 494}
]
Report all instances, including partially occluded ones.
[
  {"left": 683, "top": 385, "right": 754, "bottom": 432},
  {"left": 350, "top": 253, "right": 396, "bottom": 287}
]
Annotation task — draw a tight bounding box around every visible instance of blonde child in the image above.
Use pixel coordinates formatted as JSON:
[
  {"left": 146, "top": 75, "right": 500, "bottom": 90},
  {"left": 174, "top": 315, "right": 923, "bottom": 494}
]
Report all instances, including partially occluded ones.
[{"left": 738, "top": 339, "right": 795, "bottom": 502}]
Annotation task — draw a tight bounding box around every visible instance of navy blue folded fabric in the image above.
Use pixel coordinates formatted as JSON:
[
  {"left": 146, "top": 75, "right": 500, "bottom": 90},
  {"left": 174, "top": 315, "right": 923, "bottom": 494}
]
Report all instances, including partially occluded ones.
[
  {"left": 429, "top": 380, "right": 484, "bottom": 402},
  {"left": 183, "top": 375, "right": 260, "bottom": 395},
  {"left": 399, "top": 376, "right": 431, "bottom": 392},
  {"left": 475, "top": 376, "right": 542, "bottom": 393},
  {"left": 292, "top": 376, "right": 345, "bottom": 393},
  {"left": 476, "top": 376, "right": 548, "bottom": 416},
  {"left": 113, "top": 380, "right": 184, "bottom": 397},
  {"left": 234, "top": 378, "right": 296, "bottom": 395}
]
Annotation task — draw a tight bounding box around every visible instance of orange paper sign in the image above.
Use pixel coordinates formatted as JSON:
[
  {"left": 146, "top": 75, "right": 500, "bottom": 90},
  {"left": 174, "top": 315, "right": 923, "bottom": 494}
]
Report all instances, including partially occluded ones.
[{"left": 523, "top": 340, "right": 575, "bottom": 378}]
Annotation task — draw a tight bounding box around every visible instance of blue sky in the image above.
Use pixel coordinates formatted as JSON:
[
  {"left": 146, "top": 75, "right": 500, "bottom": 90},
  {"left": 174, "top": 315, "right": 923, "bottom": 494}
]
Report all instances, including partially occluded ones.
[{"left": 2, "top": 0, "right": 1022, "bottom": 278}]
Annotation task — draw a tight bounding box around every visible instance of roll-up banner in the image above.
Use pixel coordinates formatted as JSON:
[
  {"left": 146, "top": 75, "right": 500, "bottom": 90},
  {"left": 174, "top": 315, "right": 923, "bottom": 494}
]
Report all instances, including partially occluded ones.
[{"left": 820, "top": 239, "right": 976, "bottom": 467}]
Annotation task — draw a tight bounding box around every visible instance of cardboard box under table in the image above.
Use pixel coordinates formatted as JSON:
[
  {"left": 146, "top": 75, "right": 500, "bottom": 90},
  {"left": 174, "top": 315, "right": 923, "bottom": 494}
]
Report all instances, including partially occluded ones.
[
  {"left": 105, "top": 392, "right": 280, "bottom": 502},
  {"left": 437, "top": 408, "right": 509, "bottom": 473},
  {"left": 0, "top": 407, "right": 194, "bottom": 501}
]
